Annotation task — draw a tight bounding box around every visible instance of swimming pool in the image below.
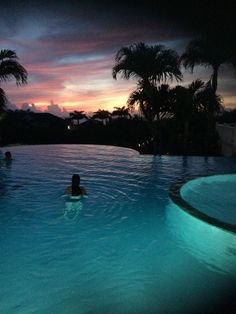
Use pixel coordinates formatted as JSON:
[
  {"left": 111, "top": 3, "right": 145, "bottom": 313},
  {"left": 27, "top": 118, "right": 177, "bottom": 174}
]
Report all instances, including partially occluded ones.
[
  {"left": 182, "top": 174, "right": 236, "bottom": 225},
  {"left": 169, "top": 174, "right": 236, "bottom": 233},
  {"left": 1, "top": 145, "right": 236, "bottom": 313}
]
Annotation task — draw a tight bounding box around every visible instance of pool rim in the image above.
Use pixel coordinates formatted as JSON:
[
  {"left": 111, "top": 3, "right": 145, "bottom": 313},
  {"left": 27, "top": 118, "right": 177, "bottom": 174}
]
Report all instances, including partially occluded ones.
[{"left": 169, "top": 174, "right": 236, "bottom": 234}]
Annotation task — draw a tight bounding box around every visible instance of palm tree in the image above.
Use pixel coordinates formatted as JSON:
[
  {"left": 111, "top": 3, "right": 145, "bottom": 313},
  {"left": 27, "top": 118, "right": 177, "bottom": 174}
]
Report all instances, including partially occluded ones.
[
  {"left": 113, "top": 42, "right": 182, "bottom": 84},
  {"left": 0, "top": 49, "right": 27, "bottom": 110},
  {"left": 111, "top": 106, "right": 131, "bottom": 119},
  {"left": 0, "top": 88, "right": 7, "bottom": 113},
  {"left": 128, "top": 81, "right": 172, "bottom": 153},
  {"left": 172, "top": 80, "right": 222, "bottom": 154},
  {"left": 113, "top": 42, "right": 182, "bottom": 154},
  {"left": 171, "top": 80, "right": 205, "bottom": 153},
  {"left": 195, "top": 82, "right": 222, "bottom": 114},
  {"left": 197, "top": 82, "right": 223, "bottom": 154},
  {"left": 69, "top": 110, "right": 87, "bottom": 126},
  {"left": 92, "top": 109, "right": 111, "bottom": 125},
  {"left": 181, "top": 37, "right": 235, "bottom": 93}
]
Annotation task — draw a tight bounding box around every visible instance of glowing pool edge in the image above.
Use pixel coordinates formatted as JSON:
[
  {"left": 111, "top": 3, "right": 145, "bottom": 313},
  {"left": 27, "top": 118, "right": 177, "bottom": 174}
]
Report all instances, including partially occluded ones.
[{"left": 169, "top": 174, "right": 236, "bottom": 234}]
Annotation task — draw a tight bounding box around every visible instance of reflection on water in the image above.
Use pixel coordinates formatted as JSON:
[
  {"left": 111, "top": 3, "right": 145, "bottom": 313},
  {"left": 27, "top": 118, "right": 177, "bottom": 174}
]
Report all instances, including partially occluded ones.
[
  {"left": 166, "top": 201, "right": 236, "bottom": 277},
  {"left": 63, "top": 200, "right": 83, "bottom": 221},
  {"left": 1, "top": 159, "right": 12, "bottom": 169},
  {"left": 0, "top": 157, "right": 12, "bottom": 196}
]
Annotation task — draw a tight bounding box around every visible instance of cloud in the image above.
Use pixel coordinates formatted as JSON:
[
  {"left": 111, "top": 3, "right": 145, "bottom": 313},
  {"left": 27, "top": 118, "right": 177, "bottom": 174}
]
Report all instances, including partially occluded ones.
[
  {"left": 46, "top": 101, "right": 69, "bottom": 117},
  {"left": 0, "top": 0, "right": 235, "bottom": 111},
  {"left": 17, "top": 101, "right": 69, "bottom": 117},
  {"left": 21, "top": 103, "right": 39, "bottom": 112},
  {"left": 6, "top": 101, "right": 17, "bottom": 111}
]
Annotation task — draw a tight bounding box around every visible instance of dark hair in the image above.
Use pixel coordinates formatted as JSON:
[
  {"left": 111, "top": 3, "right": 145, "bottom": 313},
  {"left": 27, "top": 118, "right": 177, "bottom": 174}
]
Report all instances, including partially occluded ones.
[
  {"left": 5, "top": 151, "right": 12, "bottom": 160},
  {"left": 72, "top": 174, "right": 81, "bottom": 196}
]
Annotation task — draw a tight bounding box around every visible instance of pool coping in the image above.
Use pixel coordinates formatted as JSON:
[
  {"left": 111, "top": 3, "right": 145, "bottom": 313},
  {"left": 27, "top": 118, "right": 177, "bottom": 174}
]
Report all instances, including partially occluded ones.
[{"left": 169, "top": 174, "right": 236, "bottom": 234}]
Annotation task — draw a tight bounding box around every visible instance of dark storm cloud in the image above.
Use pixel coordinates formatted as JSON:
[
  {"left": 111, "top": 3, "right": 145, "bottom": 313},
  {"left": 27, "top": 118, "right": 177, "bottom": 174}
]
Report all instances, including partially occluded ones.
[
  {"left": 2, "top": 0, "right": 235, "bottom": 37},
  {"left": 1, "top": 0, "right": 235, "bottom": 110},
  {"left": 1, "top": 0, "right": 192, "bottom": 39}
]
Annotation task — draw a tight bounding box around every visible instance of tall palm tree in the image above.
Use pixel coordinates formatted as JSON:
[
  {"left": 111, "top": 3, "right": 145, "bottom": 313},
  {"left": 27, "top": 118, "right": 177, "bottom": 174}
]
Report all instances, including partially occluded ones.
[
  {"left": 0, "top": 49, "right": 27, "bottom": 110},
  {"left": 113, "top": 42, "right": 182, "bottom": 154},
  {"left": 113, "top": 42, "right": 182, "bottom": 84},
  {"left": 0, "top": 88, "right": 7, "bottom": 113},
  {"left": 171, "top": 80, "right": 205, "bottom": 153},
  {"left": 128, "top": 81, "right": 172, "bottom": 153},
  {"left": 172, "top": 80, "right": 222, "bottom": 154},
  {"left": 196, "top": 82, "right": 222, "bottom": 154},
  {"left": 194, "top": 81, "right": 222, "bottom": 114},
  {"left": 181, "top": 37, "right": 235, "bottom": 93}
]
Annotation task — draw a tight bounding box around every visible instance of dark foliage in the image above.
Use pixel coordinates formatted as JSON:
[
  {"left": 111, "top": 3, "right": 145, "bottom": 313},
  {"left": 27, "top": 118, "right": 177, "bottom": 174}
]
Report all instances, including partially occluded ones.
[
  {"left": 218, "top": 109, "right": 236, "bottom": 124},
  {"left": 0, "top": 111, "right": 66, "bottom": 145},
  {"left": 0, "top": 109, "right": 221, "bottom": 156}
]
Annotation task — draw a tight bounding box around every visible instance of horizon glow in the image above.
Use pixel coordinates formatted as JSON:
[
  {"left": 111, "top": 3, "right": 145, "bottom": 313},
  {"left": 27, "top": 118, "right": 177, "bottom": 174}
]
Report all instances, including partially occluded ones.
[{"left": 1, "top": 2, "right": 236, "bottom": 115}]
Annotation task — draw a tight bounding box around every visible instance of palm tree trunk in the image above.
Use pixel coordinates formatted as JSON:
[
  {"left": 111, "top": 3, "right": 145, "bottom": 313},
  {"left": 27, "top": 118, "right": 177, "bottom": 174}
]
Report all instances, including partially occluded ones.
[
  {"left": 0, "top": 87, "right": 7, "bottom": 110},
  {"left": 211, "top": 65, "right": 219, "bottom": 94}
]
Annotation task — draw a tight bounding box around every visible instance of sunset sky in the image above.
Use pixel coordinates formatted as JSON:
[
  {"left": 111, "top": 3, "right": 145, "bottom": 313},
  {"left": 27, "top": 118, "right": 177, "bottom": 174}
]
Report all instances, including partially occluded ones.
[{"left": 1, "top": 1, "right": 236, "bottom": 116}]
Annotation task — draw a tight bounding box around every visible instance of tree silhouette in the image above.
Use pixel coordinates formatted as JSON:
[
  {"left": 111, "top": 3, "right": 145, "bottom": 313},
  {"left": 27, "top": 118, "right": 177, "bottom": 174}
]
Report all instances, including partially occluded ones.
[
  {"left": 69, "top": 110, "right": 87, "bottom": 125},
  {"left": 113, "top": 42, "right": 182, "bottom": 154},
  {"left": 113, "top": 42, "right": 182, "bottom": 84},
  {"left": 0, "top": 49, "right": 27, "bottom": 110},
  {"left": 171, "top": 80, "right": 205, "bottom": 153},
  {"left": 111, "top": 106, "right": 130, "bottom": 119},
  {"left": 181, "top": 36, "right": 236, "bottom": 93},
  {"left": 0, "top": 88, "right": 7, "bottom": 112},
  {"left": 128, "top": 82, "right": 172, "bottom": 153},
  {"left": 92, "top": 109, "right": 111, "bottom": 124},
  {"left": 171, "top": 80, "right": 222, "bottom": 154}
]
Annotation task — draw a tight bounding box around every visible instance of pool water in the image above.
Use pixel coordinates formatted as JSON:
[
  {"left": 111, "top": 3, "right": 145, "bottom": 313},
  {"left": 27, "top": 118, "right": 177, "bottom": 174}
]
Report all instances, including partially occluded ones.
[
  {"left": 1, "top": 145, "right": 236, "bottom": 313},
  {"left": 181, "top": 174, "right": 236, "bottom": 226}
]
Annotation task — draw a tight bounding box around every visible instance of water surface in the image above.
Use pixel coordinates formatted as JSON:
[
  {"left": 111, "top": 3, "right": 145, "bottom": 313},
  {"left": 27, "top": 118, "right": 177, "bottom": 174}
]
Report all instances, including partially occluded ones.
[{"left": 1, "top": 145, "right": 236, "bottom": 313}]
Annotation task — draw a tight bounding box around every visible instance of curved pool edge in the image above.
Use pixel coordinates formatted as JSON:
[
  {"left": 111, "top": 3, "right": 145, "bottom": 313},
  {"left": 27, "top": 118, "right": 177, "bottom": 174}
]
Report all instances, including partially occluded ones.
[
  {"left": 169, "top": 174, "right": 236, "bottom": 234},
  {"left": 0, "top": 143, "right": 141, "bottom": 155}
]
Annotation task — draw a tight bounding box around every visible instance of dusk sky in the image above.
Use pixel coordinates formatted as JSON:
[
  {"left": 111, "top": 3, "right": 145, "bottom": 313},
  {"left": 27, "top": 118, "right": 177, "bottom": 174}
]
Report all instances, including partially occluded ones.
[{"left": 1, "top": 1, "right": 236, "bottom": 116}]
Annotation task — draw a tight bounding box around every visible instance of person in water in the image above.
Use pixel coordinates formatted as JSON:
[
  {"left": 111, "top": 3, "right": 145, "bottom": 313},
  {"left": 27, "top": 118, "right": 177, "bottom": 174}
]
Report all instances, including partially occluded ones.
[
  {"left": 4, "top": 151, "right": 12, "bottom": 161},
  {"left": 65, "top": 174, "right": 87, "bottom": 196}
]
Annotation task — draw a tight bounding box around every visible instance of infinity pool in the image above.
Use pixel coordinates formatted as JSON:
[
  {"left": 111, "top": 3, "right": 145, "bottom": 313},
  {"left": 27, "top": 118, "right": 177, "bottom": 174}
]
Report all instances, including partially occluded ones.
[{"left": 1, "top": 145, "right": 236, "bottom": 313}]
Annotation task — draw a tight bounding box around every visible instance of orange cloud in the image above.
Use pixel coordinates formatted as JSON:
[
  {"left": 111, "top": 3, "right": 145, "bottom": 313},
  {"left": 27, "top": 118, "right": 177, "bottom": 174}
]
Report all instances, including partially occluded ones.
[{"left": 1, "top": 3, "right": 235, "bottom": 113}]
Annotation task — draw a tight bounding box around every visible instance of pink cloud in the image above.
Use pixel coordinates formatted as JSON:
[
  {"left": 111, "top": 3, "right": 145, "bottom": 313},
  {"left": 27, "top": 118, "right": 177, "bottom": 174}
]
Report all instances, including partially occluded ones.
[{"left": 1, "top": 4, "right": 235, "bottom": 113}]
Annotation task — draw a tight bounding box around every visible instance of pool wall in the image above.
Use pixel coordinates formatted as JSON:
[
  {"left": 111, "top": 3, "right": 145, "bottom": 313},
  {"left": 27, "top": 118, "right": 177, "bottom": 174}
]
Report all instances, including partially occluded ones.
[
  {"left": 169, "top": 175, "right": 236, "bottom": 234},
  {"left": 166, "top": 202, "right": 236, "bottom": 277}
]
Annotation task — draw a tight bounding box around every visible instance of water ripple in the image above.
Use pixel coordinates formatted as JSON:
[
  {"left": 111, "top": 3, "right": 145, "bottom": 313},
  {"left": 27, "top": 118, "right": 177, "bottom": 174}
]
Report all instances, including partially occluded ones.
[{"left": 1, "top": 145, "right": 236, "bottom": 313}]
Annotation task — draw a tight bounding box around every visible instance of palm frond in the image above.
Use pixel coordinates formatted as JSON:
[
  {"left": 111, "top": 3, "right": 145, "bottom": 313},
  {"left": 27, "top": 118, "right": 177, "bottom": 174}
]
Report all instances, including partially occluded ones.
[
  {"left": 112, "top": 42, "right": 182, "bottom": 83},
  {"left": 188, "top": 79, "right": 205, "bottom": 94},
  {"left": 0, "top": 49, "right": 17, "bottom": 61},
  {"left": 0, "top": 60, "right": 28, "bottom": 85}
]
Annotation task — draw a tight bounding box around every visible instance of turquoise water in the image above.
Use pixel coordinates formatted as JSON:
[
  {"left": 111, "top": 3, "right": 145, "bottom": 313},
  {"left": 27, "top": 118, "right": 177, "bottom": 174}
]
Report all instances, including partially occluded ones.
[
  {"left": 181, "top": 174, "right": 236, "bottom": 225},
  {"left": 1, "top": 145, "right": 236, "bottom": 313}
]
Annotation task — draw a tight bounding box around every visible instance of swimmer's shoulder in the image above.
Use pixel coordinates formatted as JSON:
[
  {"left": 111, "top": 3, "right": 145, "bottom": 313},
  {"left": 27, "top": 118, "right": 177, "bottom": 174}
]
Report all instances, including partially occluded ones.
[
  {"left": 80, "top": 186, "right": 87, "bottom": 195},
  {"left": 65, "top": 186, "right": 72, "bottom": 195}
]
